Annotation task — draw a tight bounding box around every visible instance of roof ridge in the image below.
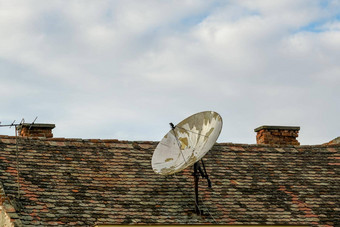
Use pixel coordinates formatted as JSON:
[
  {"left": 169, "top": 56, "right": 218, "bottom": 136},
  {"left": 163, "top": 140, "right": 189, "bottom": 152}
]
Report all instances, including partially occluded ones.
[{"left": 1, "top": 135, "right": 339, "bottom": 147}]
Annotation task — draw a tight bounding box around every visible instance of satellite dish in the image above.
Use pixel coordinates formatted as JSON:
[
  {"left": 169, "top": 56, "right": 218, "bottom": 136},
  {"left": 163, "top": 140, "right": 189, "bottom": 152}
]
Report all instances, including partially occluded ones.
[
  {"left": 152, "top": 111, "right": 222, "bottom": 175},
  {"left": 152, "top": 111, "right": 223, "bottom": 214}
]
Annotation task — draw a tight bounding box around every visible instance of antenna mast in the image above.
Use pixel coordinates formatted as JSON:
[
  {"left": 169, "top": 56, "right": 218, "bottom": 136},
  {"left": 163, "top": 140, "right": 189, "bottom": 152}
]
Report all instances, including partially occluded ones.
[{"left": 0, "top": 117, "right": 38, "bottom": 198}]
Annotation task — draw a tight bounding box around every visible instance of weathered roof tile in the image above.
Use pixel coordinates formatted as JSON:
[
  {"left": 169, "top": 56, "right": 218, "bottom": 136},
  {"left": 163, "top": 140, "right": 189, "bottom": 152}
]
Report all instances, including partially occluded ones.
[{"left": 0, "top": 135, "right": 339, "bottom": 226}]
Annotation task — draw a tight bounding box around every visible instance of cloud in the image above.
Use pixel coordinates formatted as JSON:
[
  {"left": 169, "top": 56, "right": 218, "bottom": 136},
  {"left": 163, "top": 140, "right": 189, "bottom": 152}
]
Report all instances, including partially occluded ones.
[{"left": 0, "top": 0, "right": 339, "bottom": 145}]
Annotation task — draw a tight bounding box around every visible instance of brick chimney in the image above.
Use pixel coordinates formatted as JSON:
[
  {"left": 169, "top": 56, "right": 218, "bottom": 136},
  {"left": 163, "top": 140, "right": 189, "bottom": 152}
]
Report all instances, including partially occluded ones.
[
  {"left": 254, "top": 125, "right": 300, "bottom": 146},
  {"left": 17, "top": 123, "right": 55, "bottom": 138}
]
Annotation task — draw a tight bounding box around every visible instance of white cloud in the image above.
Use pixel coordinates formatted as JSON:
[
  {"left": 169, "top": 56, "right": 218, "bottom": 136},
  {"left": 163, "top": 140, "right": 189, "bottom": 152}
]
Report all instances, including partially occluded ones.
[{"left": 0, "top": 0, "right": 339, "bottom": 144}]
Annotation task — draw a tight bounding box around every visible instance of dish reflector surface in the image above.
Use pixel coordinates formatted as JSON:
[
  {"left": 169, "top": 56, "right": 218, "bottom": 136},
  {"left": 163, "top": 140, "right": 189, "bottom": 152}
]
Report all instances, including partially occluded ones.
[{"left": 152, "top": 111, "right": 222, "bottom": 175}]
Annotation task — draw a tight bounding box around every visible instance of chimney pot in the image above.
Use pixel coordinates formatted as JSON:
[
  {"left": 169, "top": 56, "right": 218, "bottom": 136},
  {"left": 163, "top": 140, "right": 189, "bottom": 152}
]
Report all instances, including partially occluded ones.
[
  {"left": 17, "top": 123, "right": 55, "bottom": 138},
  {"left": 254, "top": 125, "right": 300, "bottom": 146}
]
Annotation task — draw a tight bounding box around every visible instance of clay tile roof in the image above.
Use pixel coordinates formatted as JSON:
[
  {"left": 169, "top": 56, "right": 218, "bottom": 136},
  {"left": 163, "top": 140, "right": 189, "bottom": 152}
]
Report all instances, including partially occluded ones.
[
  {"left": 0, "top": 135, "right": 339, "bottom": 226},
  {"left": 325, "top": 136, "right": 340, "bottom": 145}
]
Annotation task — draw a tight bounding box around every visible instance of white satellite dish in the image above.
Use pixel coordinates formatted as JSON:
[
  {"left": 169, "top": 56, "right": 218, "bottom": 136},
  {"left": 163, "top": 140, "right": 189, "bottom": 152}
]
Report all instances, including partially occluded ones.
[
  {"left": 152, "top": 111, "right": 222, "bottom": 175},
  {"left": 151, "top": 111, "right": 223, "bottom": 214}
]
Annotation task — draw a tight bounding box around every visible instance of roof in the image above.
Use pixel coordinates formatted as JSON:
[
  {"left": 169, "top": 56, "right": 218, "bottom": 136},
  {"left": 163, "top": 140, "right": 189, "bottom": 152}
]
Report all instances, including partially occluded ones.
[
  {"left": 0, "top": 135, "right": 339, "bottom": 226},
  {"left": 326, "top": 136, "right": 340, "bottom": 145}
]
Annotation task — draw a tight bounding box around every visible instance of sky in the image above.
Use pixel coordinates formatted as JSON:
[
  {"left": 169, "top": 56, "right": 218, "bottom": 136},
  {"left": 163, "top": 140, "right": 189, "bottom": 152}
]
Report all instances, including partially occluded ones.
[{"left": 0, "top": 0, "right": 339, "bottom": 145}]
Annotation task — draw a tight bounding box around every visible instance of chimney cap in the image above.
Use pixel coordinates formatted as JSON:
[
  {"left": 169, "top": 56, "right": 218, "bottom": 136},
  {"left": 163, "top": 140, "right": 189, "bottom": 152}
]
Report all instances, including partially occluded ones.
[
  {"left": 254, "top": 125, "right": 300, "bottom": 132},
  {"left": 17, "top": 123, "right": 55, "bottom": 130}
]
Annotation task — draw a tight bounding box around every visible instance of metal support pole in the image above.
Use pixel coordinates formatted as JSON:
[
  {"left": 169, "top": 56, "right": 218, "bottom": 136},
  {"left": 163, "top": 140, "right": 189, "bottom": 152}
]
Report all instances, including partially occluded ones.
[{"left": 193, "top": 162, "right": 201, "bottom": 215}]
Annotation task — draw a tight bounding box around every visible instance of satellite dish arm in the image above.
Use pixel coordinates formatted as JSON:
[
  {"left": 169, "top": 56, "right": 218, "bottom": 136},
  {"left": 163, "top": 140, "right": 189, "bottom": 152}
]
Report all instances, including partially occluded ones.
[
  {"left": 197, "top": 163, "right": 204, "bottom": 176},
  {"left": 200, "top": 159, "right": 212, "bottom": 188}
]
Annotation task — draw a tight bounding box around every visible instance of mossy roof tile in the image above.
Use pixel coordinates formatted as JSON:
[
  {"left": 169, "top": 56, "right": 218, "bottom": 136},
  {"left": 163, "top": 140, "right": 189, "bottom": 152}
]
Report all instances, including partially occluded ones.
[{"left": 0, "top": 135, "right": 339, "bottom": 226}]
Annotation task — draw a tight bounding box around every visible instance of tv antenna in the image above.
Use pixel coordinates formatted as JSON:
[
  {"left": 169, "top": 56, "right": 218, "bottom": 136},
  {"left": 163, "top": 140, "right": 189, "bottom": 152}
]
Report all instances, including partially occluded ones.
[
  {"left": 0, "top": 117, "right": 38, "bottom": 198},
  {"left": 0, "top": 117, "right": 37, "bottom": 129},
  {"left": 151, "top": 111, "right": 223, "bottom": 215}
]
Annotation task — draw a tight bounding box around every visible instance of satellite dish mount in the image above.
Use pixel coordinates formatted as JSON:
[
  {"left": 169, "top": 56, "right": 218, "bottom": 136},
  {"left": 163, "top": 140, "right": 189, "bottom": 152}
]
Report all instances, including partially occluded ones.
[{"left": 193, "top": 159, "right": 212, "bottom": 215}]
